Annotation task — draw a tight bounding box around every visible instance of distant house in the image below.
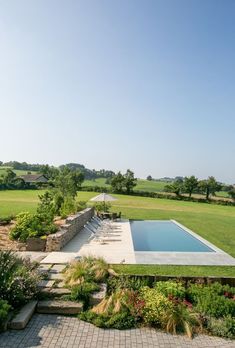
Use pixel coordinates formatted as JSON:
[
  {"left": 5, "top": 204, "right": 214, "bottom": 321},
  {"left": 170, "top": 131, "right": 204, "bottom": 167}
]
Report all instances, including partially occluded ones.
[{"left": 19, "top": 174, "right": 48, "bottom": 184}]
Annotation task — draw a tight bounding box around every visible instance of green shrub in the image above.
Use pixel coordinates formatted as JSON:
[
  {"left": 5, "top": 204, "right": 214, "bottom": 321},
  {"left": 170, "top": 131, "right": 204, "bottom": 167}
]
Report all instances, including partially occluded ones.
[
  {"left": 68, "top": 282, "right": 99, "bottom": 308},
  {"left": 0, "top": 300, "right": 11, "bottom": 332},
  {"left": 77, "top": 201, "right": 87, "bottom": 212},
  {"left": 105, "top": 311, "right": 137, "bottom": 329},
  {"left": 187, "top": 283, "right": 235, "bottom": 318},
  {"left": 94, "top": 202, "right": 111, "bottom": 212},
  {"left": 0, "top": 215, "right": 14, "bottom": 225},
  {"left": 79, "top": 310, "right": 137, "bottom": 330},
  {"left": 60, "top": 196, "right": 76, "bottom": 218},
  {"left": 9, "top": 212, "right": 57, "bottom": 242},
  {"left": 207, "top": 316, "right": 235, "bottom": 339},
  {"left": 139, "top": 286, "right": 173, "bottom": 326},
  {"left": 107, "top": 275, "right": 150, "bottom": 293},
  {"left": 154, "top": 281, "right": 186, "bottom": 299},
  {"left": 0, "top": 251, "right": 40, "bottom": 308}
]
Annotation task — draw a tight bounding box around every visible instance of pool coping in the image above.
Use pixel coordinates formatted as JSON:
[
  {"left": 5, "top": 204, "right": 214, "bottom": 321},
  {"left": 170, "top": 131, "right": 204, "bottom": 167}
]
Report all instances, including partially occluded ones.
[{"left": 170, "top": 220, "right": 224, "bottom": 253}]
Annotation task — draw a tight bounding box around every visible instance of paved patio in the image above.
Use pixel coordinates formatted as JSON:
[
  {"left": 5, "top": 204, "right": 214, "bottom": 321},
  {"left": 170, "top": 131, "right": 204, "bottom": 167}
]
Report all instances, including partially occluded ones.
[{"left": 0, "top": 314, "right": 234, "bottom": 348}]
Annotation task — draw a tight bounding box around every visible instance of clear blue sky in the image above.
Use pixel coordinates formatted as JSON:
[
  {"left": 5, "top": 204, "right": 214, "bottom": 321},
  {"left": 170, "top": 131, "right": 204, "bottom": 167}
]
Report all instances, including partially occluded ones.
[{"left": 0, "top": 0, "right": 234, "bottom": 183}]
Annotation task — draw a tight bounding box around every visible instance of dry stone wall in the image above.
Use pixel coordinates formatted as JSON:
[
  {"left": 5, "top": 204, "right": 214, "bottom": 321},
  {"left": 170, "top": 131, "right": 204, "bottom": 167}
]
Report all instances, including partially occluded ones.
[{"left": 46, "top": 208, "right": 94, "bottom": 252}]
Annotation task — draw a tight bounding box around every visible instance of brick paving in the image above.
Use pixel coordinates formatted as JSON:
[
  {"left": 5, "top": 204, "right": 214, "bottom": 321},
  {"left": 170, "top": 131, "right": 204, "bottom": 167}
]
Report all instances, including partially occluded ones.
[{"left": 0, "top": 314, "right": 234, "bottom": 348}]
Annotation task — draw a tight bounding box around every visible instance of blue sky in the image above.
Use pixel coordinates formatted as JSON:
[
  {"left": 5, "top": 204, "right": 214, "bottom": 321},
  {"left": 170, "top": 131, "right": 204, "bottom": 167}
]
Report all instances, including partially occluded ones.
[{"left": 0, "top": 0, "right": 234, "bottom": 183}]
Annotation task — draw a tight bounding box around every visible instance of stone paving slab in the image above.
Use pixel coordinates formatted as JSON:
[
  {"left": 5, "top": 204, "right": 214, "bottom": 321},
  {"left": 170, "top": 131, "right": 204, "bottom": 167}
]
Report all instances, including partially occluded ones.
[
  {"left": 49, "top": 264, "right": 67, "bottom": 273},
  {"left": 38, "top": 280, "right": 55, "bottom": 288},
  {"left": 0, "top": 314, "right": 234, "bottom": 348},
  {"left": 9, "top": 301, "right": 37, "bottom": 330},
  {"left": 48, "top": 272, "right": 64, "bottom": 280}
]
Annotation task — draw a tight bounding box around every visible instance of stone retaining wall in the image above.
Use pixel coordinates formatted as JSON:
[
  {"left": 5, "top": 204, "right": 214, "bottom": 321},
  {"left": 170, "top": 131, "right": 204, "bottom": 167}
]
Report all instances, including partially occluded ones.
[{"left": 46, "top": 208, "right": 94, "bottom": 252}]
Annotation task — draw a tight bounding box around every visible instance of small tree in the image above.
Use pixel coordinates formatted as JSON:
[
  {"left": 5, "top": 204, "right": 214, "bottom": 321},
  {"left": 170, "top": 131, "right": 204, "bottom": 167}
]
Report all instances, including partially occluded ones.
[
  {"left": 3, "top": 169, "right": 16, "bottom": 188},
  {"left": 37, "top": 191, "right": 55, "bottom": 222},
  {"left": 147, "top": 175, "right": 152, "bottom": 181},
  {"left": 184, "top": 176, "right": 198, "bottom": 198},
  {"left": 124, "top": 169, "right": 137, "bottom": 194}
]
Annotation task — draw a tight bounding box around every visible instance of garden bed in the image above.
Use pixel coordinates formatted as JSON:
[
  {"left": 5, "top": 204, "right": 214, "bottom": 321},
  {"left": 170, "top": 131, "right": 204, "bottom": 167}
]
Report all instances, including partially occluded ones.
[{"left": 0, "top": 223, "right": 25, "bottom": 251}]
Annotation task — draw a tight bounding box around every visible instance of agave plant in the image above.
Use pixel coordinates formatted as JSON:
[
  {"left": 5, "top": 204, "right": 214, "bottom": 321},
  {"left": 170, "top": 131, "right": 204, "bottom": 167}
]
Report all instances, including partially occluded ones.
[{"left": 164, "top": 303, "right": 202, "bottom": 339}]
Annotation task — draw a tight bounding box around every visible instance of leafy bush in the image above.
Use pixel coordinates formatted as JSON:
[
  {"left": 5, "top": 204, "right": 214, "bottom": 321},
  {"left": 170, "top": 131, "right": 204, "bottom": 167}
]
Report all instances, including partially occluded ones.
[
  {"left": 107, "top": 275, "right": 150, "bottom": 293},
  {"left": 105, "top": 311, "right": 137, "bottom": 329},
  {"left": 139, "top": 286, "right": 173, "bottom": 326},
  {"left": 0, "top": 300, "right": 11, "bottom": 332},
  {"left": 64, "top": 257, "right": 110, "bottom": 287},
  {"left": 60, "top": 196, "right": 77, "bottom": 218},
  {"left": 9, "top": 212, "right": 57, "bottom": 242},
  {"left": 0, "top": 251, "right": 40, "bottom": 308},
  {"left": 93, "top": 202, "right": 111, "bottom": 213},
  {"left": 154, "top": 281, "right": 186, "bottom": 299},
  {"left": 68, "top": 282, "right": 99, "bottom": 308},
  {"left": 0, "top": 215, "right": 14, "bottom": 225},
  {"left": 77, "top": 201, "right": 87, "bottom": 212},
  {"left": 207, "top": 316, "right": 235, "bottom": 339},
  {"left": 187, "top": 283, "right": 235, "bottom": 318}
]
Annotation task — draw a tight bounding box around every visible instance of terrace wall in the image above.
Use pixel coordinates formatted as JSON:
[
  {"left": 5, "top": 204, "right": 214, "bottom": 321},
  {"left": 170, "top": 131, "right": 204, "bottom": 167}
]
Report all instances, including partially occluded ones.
[{"left": 46, "top": 207, "right": 94, "bottom": 252}]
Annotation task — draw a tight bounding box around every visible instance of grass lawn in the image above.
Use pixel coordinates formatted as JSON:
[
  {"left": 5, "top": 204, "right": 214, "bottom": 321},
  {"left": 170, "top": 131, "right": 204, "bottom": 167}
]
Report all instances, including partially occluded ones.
[
  {"left": 0, "top": 190, "right": 234, "bottom": 277},
  {"left": 0, "top": 190, "right": 41, "bottom": 217}
]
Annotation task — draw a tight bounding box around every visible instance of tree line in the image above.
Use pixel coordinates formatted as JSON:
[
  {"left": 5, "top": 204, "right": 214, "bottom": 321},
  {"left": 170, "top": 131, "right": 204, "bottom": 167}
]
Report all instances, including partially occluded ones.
[
  {"left": 164, "top": 176, "right": 235, "bottom": 200},
  {"left": 0, "top": 161, "right": 115, "bottom": 180}
]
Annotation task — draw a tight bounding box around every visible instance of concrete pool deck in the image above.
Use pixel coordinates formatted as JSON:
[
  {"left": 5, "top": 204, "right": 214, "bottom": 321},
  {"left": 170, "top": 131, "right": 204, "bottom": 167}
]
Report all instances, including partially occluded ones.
[{"left": 40, "top": 219, "right": 235, "bottom": 266}]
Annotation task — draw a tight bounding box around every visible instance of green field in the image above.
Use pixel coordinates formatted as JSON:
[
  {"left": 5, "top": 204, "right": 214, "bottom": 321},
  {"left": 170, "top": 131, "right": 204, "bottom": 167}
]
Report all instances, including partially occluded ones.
[
  {"left": 0, "top": 166, "right": 37, "bottom": 176},
  {"left": 83, "top": 178, "right": 229, "bottom": 199},
  {"left": 83, "top": 178, "right": 167, "bottom": 192},
  {"left": 0, "top": 190, "right": 234, "bottom": 277}
]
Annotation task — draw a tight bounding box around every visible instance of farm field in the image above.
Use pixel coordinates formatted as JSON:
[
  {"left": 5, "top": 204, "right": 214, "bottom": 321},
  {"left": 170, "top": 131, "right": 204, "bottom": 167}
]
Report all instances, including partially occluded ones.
[
  {"left": 83, "top": 178, "right": 169, "bottom": 191},
  {"left": 83, "top": 177, "right": 229, "bottom": 198},
  {"left": 0, "top": 166, "right": 37, "bottom": 176},
  {"left": 0, "top": 190, "right": 234, "bottom": 277}
]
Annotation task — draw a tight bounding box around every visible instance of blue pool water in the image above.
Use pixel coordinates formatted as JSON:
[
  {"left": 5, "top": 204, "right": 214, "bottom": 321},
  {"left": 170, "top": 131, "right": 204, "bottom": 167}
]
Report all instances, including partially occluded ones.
[{"left": 130, "top": 221, "right": 214, "bottom": 252}]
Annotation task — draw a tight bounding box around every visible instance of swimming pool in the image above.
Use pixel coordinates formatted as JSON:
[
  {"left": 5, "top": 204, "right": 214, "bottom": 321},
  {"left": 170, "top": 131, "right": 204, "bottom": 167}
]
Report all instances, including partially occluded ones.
[{"left": 130, "top": 220, "right": 214, "bottom": 252}]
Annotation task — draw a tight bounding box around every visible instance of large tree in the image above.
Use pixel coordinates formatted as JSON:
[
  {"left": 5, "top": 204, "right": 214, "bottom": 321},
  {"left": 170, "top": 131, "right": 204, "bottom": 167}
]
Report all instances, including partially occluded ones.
[
  {"left": 198, "top": 176, "right": 222, "bottom": 200},
  {"left": 124, "top": 169, "right": 137, "bottom": 194},
  {"left": 228, "top": 187, "right": 235, "bottom": 201},
  {"left": 54, "top": 167, "right": 84, "bottom": 198},
  {"left": 184, "top": 176, "right": 198, "bottom": 197},
  {"left": 164, "top": 179, "right": 183, "bottom": 196},
  {"left": 110, "top": 172, "right": 125, "bottom": 193}
]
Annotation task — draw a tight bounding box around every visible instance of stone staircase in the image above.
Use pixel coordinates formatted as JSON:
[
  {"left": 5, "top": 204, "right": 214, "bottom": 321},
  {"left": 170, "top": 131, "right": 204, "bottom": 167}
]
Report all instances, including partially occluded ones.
[{"left": 37, "top": 263, "right": 106, "bottom": 314}]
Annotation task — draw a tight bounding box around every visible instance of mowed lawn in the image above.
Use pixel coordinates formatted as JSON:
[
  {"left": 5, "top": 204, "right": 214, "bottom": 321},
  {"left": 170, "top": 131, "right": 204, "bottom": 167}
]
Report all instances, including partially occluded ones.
[
  {"left": 78, "top": 192, "right": 235, "bottom": 258},
  {"left": 0, "top": 190, "right": 40, "bottom": 217},
  {"left": 0, "top": 190, "right": 234, "bottom": 277}
]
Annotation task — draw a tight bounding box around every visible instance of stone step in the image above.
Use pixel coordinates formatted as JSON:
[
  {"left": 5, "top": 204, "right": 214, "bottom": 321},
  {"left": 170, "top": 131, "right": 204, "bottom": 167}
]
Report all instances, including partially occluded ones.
[
  {"left": 37, "top": 300, "right": 83, "bottom": 314},
  {"left": 9, "top": 301, "right": 37, "bottom": 330},
  {"left": 47, "top": 273, "right": 64, "bottom": 280},
  {"left": 40, "top": 287, "right": 71, "bottom": 298},
  {"left": 90, "top": 283, "right": 107, "bottom": 306}
]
